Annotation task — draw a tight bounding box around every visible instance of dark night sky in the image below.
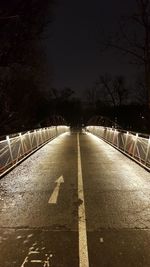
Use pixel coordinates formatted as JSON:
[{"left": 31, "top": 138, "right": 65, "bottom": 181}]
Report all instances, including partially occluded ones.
[{"left": 46, "top": 0, "right": 137, "bottom": 96}]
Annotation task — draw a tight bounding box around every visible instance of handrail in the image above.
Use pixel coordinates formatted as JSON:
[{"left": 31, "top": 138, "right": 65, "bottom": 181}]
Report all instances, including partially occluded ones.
[
  {"left": 0, "top": 125, "right": 70, "bottom": 177},
  {"left": 86, "top": 126, "right": 150, "bottom": 171}
]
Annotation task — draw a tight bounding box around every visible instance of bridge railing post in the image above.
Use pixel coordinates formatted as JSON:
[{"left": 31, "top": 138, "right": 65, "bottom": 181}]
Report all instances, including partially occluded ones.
[
  {"left": 19, "top": 132, "right": 25, "bottom": 156},
  {"left": 34, "top": 129, "right": 38, "bottom": 148},
  {"left": 124, "top": 131, "right": 129, "bottom": 152},
  {"left": 132, "top": 133, "right": 138, "bottom": 158},
  {"left": 112, "top": 128, "right": 116, "bottom": 144},
  {"left": 40, "top": 129, "right": 43, "bottom": 144},
  {"left": 6, "top": 135, "right": 13, "bottom": 165},
  {"left": 144, "top": 137, "right": 150, "bottom": 166},
  {"left": 28, "top": 131, "right": 32, "bottom": 150}
]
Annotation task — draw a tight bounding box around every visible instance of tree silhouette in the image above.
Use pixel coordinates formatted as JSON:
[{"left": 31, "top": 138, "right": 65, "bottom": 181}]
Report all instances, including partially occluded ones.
[{"left": 100, "top": 0, "right": 150, "bottom": 108}]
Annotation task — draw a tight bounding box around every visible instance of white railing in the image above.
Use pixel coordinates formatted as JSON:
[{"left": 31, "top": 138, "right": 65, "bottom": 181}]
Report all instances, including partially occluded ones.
[
  {"left": 0, "top": 125, "right": 70, "bottom": 177},
  {"left": 86, "top": 126, "right": 150, "bottom": 171}
]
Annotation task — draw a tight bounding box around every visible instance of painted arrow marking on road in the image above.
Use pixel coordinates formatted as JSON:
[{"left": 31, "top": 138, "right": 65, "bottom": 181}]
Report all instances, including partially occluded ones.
[{"left": 48, "top": 175, "right": 64, "bottom": 204}]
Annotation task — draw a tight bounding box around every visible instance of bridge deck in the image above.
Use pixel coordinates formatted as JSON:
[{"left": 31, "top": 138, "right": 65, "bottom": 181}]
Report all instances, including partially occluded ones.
[{"left": 0, "top": 131, "right": 150, "bottom": 267}]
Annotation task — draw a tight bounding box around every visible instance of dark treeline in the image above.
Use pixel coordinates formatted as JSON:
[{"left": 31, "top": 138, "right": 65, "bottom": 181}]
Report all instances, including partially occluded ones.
[
  {"left": 0, "top": 0, "right": 150, "bottom": 135},
  {"left": 84, "top": 73, "right": 150, "bottom": 133},
  {"left": 0, "top": 0, "right": 54, "bottom": 134},
  {"left": 1, "top": 78, "right": 150, "bottom": 134},
  {"left": 31, "top": 80, "right": 150, "bottom": 133}
]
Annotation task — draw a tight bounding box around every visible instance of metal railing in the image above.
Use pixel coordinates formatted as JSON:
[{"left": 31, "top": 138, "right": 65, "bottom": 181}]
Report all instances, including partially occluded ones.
[
  {"left": 0, "top": 125, "right": 70, "bottom": 177},
  {"left": 86, "top": 126, "right": 150, "bottom": 171}
]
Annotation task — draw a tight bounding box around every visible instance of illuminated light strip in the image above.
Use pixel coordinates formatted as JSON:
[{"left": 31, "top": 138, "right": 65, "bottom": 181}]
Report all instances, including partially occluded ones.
[{"left": 77, "top": 133, "right": 89, "bottom": 267}]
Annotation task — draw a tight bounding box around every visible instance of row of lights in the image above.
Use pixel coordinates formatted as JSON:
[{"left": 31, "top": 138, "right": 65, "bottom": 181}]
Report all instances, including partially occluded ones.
[{"left": 86, "top": 126, "right": 150, "bottom": 141}]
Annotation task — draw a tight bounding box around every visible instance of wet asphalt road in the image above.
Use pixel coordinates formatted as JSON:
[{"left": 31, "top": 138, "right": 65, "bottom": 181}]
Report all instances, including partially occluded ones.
[{"left": 0, "top": 131, "right": 150, "bottom": 267}]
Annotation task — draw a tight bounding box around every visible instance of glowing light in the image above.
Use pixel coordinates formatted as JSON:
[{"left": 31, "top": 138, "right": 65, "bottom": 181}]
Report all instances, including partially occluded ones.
[{"left": 6, "top": 135, "right": 9, "bottom": 141}]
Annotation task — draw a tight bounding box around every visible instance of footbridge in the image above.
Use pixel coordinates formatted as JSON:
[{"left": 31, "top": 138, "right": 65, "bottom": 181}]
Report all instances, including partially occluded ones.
[{"left": 0, "top": 125, "right": 150, "bottom": 267}]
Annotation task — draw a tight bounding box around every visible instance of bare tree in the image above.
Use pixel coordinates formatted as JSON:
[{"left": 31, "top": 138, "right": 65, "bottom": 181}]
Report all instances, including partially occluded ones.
[
  {"left": 100, "top": 0, "right": 150, "bottom": 108},
  {"left": 135, "top": 74, "right": 148, "bottom": 104},
  {"left": 97, "top": 74, "right": 128, "bottom": 108},
  {"left": 86, "top": 86, "right": 99, "bottom": 107}
]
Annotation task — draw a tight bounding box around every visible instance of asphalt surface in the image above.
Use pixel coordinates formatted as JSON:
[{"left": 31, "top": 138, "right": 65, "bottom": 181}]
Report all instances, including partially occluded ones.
[{"left": 0, "top": 131, "right": 150, "bottom": 267}]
